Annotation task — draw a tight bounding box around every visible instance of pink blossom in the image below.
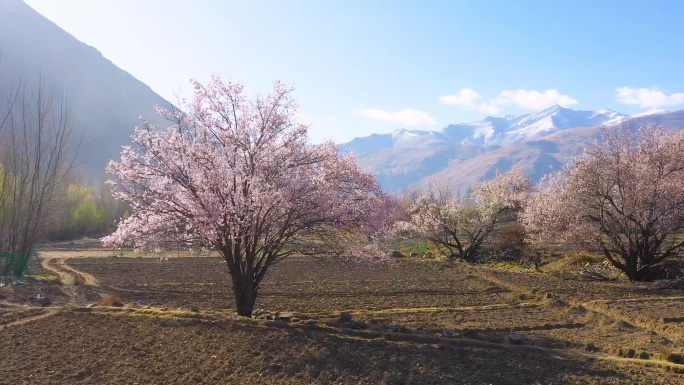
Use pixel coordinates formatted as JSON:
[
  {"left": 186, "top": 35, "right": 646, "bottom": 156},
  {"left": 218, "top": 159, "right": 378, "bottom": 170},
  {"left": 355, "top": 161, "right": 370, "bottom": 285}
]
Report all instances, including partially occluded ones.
[{"left": 103, "top": 77, "right": 393, "bottom": 316}]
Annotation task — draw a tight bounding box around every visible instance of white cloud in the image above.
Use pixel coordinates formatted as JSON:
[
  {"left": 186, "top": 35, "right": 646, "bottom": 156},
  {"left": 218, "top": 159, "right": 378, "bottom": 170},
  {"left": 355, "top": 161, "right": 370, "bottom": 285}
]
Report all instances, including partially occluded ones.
[
  {"left": 360, "top": 108, "right": 438, "bottom": 126},
  {"left": 438, "top": 88, "right": 501, "bottom": 114},
  {"left": 474, "top": 101, "right": 502, "bottom": 114},
  {"left": 494, "top": 89, "right": 579, "bottom": 110},
  {"left": 616, "top": 87, "right": 684, "bottom": 108},
  {"left": 438, "top": 88, "right": 482, "bottom": 106},
  {"left": 439, "top": 88, "right": 577, "bottom": 114},
  {"left": 322, "top": 115, "right": 338, "bottom": 122}
]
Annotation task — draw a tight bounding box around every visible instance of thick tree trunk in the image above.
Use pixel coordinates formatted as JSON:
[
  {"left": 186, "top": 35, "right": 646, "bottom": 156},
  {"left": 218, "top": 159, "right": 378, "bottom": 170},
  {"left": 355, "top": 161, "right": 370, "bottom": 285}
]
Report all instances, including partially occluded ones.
[
  {"left": 621, "top": 256, "right": 652, "bottom": 282},
  {"left": 230, "top": 270, "right": 258, "bottom": 317},
  {"left": 623, "top": 267, "right": 650, "bottom": 281}
]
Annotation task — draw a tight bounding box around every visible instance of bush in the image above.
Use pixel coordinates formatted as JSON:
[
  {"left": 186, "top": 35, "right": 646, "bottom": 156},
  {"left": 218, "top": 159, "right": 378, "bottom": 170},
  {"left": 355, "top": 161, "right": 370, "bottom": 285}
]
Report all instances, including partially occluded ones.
[
  {"left": 97, "top": 294, "right": 123, "bottom": 307},
  {"left": 647, "top": 258, "right": 682, "bottom": 281},
  {"left": 0, "top": 252, "right": 30, "bottom": 281},
  {"left": 659, "top": 346, "right": 684, "bottom": 364},
  {"left": 488, "top": 222, "right": 526, "bottom": 261}
]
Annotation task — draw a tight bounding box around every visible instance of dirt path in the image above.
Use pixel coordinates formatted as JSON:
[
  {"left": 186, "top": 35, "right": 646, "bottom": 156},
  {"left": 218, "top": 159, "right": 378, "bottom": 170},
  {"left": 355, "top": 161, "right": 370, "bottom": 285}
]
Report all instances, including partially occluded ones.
[
  {"left": 0, "top": 308, "right": 60, "bottom": 330},
  {"left": 0, "top": 250, "right": 108, "bottom": 332},
  {"left": 38, "top": 252, "right": 103, "bottom": 304}
]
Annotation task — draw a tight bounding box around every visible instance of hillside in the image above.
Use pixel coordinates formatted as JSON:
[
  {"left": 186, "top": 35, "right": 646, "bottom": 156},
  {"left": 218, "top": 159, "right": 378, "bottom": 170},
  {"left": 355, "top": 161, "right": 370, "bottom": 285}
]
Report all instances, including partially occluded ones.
[{"left": 0, "top": 0, "right": 173, "bottom": 177}]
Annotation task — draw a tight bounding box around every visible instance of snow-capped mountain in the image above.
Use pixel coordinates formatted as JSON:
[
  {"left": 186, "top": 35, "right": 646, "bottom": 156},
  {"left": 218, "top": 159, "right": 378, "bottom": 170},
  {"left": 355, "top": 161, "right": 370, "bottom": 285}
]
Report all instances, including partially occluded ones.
[
  {"left": 341, "top": 106, "right": 628, "bottom": 156},
  {"left": 339, "top": 106, "right": 682, "bottom": 193}
]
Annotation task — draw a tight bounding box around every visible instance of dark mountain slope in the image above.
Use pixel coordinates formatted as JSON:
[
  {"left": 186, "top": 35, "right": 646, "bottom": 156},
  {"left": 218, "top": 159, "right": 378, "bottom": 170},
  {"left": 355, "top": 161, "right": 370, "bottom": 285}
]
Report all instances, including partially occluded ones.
[{"left": 0, "top": 0, "right": 173, "bottom": 176}]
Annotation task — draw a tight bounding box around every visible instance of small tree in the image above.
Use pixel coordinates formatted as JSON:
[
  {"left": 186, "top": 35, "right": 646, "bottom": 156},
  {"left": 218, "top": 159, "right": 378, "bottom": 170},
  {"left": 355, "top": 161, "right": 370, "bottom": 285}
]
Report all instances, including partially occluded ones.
[
  {"left": 103, "top": 77, "right": 392, "bottom": 317},
  {"left": 396, "top": 169, "right": 531, "bottom": 262},
  {"left": 522, "top": 126, "right": 684, "bottom": 281}
]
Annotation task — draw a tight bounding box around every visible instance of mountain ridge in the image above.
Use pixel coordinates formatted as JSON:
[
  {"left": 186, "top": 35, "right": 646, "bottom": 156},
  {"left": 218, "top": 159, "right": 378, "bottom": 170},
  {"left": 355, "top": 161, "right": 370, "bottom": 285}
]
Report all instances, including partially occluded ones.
[
  {"left": 341, "top": 107, "right": 679, "bottom": 193},
  {"left": 341, "top": 105, "right": 628, "bottom": 157}
]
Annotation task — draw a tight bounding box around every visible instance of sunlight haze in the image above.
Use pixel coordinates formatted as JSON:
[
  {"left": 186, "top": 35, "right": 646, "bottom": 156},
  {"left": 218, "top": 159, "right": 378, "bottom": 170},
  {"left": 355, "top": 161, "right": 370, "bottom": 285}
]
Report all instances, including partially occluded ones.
[{"left": 22, "top": 0, "right": 684, "bottom": 142}]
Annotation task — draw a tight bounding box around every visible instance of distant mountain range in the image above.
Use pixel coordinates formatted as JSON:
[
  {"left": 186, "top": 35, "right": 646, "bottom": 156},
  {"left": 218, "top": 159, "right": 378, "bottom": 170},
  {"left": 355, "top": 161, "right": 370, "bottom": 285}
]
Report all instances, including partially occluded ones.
[
  {"left": 341, "top": 106, "right": 684, "bottom": 193},
  {"left": 0, "top": 0, "right": 173, "bottom": 177},
  {"left": 3, "top": 0, "right": 683, "bottom": 193}
]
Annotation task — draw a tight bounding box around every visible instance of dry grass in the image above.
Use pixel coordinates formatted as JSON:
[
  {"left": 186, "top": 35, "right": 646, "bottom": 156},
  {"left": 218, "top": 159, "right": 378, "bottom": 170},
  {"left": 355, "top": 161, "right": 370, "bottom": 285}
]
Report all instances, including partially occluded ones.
[
  {"left": 659, "top": 346, "right": 684, "bottom": 364},
  {"left": 97, "top": 294, "right": 123, "bottom": 307}
]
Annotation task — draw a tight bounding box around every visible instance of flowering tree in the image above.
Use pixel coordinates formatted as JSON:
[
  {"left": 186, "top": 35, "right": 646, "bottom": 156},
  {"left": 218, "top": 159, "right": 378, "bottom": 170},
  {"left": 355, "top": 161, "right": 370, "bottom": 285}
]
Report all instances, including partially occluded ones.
[
  {"left": 103, "top": 77, "right": 391, "bottom": 317},
  {"left": 522, "top": 126, "right": 684, "bottom": 281},
  {"left": 396, "top": 169, "right": 531, "bottom": 262}
]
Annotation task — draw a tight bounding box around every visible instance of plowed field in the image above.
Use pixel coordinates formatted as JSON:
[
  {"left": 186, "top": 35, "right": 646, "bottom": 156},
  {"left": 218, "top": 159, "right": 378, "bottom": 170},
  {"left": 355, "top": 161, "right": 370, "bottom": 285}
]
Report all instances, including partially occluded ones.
[{"left": 1, "top": 249, "right": 683, "bottom": 384}]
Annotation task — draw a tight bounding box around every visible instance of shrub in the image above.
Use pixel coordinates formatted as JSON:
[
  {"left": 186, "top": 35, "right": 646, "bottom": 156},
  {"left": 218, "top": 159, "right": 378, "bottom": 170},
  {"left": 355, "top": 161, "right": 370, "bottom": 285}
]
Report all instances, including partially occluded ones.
[
  {"left": 659, "top": 346, "right": 684, "bottom": 364},
  {"left": 0, "top": 252, "right": 30, "bottom": 280},
  {"left": 97, "top": 294, "right": 123, "bottom": 307}
]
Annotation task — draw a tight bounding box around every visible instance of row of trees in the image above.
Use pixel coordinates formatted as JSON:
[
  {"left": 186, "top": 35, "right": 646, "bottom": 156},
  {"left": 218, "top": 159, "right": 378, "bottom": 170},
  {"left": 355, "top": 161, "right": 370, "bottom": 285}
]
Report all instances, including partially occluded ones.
[
  {"left": 103, "top": 76, "right": 684, "bottom": 317},
  {"left": 104, "top": 78, "right": 684, "bottom": 317},
  {"left": 396, "top": 126, "right": 684, "bottom": 282},
  {"left": 2, "top": 73, "right": 680, "bottom": 315}
]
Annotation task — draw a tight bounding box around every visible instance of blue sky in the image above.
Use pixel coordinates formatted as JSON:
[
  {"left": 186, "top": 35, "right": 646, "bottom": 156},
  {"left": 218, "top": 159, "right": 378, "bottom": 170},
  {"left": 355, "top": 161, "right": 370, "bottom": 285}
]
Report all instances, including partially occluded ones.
[{"left": 23, "top": 0, "right": 684, "bottom": 142}]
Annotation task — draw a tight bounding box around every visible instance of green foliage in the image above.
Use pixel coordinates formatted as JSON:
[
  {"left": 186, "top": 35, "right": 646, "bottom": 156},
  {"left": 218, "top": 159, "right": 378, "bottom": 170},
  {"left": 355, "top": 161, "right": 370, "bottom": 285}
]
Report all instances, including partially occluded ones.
[
  {"left": 44, "top": 179, "right": 130, "bottom": 240},
  {"left": 68, "top": 184, "right": 105, "bottom": 233},
  {"left": 397, "top": 240, "right": 429, "bottom": 256},
  {"left": 0, "top": 251, "right": 31, "bottom": 280}
]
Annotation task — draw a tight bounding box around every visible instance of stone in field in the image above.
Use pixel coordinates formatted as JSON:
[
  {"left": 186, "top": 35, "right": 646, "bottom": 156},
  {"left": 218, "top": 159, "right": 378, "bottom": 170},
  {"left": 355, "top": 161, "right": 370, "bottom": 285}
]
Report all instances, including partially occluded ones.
[
  {"left": 277, "top": 312, "right": 295, "bottom": 322},
  {"left": 506, "top": 333, "right": 525, "bottom": 345},
  {"left": 388, "top": 323, "right": 401, "bottom": 332},
  {"left": 463, "top": 329, "right": 479, "bottom": 339},
  {"left": 442, "top": 328, "right": 459, "bottom": 338},
  {"left": 388, "top": 250, "right": 405, "bottom": 258},
  {"left": 35, "top": 294, "right": 51, "bottom": 307},
  {"left": 530, "top": 338, "right": 552, "bottom": 348},
  {"left": 339, "top": 312, "right": 353, "bottom": 322}
]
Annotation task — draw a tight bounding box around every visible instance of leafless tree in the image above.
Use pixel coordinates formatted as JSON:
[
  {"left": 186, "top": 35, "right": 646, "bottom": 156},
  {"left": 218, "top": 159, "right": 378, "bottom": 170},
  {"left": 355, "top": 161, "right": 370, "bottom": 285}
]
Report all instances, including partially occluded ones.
[{"left": 0, "top": 76, "right": 76, "bottom": 276}]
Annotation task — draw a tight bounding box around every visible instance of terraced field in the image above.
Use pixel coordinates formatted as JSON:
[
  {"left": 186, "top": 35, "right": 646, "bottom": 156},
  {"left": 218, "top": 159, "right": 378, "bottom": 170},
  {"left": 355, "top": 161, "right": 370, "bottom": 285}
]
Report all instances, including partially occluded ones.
[{"left": 1, "top": 248, "right": 683, "bottom": 384}]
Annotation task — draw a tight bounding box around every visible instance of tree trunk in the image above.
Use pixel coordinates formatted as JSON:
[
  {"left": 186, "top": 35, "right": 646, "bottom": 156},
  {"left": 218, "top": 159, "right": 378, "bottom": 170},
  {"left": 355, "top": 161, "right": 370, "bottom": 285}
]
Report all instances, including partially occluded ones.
[
  {"left": 230, "top": 270, "right": 258, "bottom": 317},
  {"left": 622, "top": 262, "right": 652, "bottom": 282}
]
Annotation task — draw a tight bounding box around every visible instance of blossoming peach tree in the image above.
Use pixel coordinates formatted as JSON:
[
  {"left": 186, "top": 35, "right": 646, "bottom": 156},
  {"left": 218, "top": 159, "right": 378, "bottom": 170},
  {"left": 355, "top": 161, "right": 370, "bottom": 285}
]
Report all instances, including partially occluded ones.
[
  {"left": 522, "top": 125, "right": 684, "bottom": 281},
  {"left": 395, "top": 169, "right": 531, "bottom": 262},
  {"left": 103, "top": 77, "right": 394, "bottom": 317}
]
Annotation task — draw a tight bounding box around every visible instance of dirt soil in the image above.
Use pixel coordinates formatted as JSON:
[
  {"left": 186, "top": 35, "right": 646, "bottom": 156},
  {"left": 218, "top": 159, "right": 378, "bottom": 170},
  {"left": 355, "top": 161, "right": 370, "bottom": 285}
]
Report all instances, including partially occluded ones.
[{"left": 1, "top": 247, "right": 684, "bottom": 384}]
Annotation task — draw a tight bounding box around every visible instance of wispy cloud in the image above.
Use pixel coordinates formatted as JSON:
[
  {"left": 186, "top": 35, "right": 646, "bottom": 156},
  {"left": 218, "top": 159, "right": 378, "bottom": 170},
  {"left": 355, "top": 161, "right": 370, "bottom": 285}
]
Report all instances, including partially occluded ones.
[
  {"left": 438, "top": 88, "right": 481, "bottom": 106},
  {"left": 439, "top": 88, "right": 578, "bottom": 113},
  {"left": 360, "top": 108, "right": 438, "bottom": 126},
  {"left": 616, "top": 87, "right": 684, "bottom": 108},
  {"left": 494, "top": 89, "right": 578, "bottom": 110},
  {"left": 438, "top": 88, "right": 500, "bottom": 114}
]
